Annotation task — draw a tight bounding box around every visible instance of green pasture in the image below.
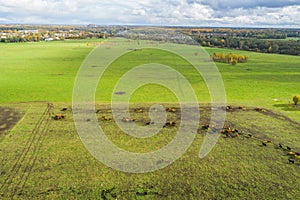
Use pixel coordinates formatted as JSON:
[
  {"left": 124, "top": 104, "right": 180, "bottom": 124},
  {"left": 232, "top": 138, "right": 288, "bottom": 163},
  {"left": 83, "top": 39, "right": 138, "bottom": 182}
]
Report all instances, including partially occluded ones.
[
  {"left": 1, "top": 39, "right": 300, "bottom": 199},
  {"left": 1, "top": 102, "right": 300, "bottom": 199},
  {"left": 0, "top": 40, "right": 94, "bottom": 102},
  {"left": 0, "top": 38, "right": 299, "bottom": 119},
  {"left": 286, "top": 37, "right": 300, "bottom": 41}
]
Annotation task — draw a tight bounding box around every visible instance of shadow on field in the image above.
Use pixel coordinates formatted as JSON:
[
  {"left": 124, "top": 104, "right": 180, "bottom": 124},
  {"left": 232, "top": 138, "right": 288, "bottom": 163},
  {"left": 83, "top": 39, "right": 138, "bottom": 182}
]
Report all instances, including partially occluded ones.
[
  {"left": 0, "top": 107, "right": 22, "bottom": 143},
  {"left": 273, "top": 104, "right": 300, "bottom": 111}
]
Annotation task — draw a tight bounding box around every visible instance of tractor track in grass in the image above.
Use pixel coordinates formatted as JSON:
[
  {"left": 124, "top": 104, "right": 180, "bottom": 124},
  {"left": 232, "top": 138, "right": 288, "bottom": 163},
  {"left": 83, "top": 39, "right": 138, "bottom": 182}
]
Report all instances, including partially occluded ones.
[{"left": 0, "top": 103, "right": 53, "bottom": 199}]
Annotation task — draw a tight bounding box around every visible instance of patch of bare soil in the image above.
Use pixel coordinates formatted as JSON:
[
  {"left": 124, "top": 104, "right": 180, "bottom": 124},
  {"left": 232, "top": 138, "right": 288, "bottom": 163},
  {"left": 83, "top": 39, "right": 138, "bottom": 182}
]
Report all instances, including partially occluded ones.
[{"left": 0, "top": 107, "right": 22, "bottom": 135}]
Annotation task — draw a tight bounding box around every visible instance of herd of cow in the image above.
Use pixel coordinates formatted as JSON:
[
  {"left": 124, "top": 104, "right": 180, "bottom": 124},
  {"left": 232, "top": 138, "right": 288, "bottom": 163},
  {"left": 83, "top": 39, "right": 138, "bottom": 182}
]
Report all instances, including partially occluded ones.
[{"left": 52, "top": 106, "right": 299, "bottom": 165}]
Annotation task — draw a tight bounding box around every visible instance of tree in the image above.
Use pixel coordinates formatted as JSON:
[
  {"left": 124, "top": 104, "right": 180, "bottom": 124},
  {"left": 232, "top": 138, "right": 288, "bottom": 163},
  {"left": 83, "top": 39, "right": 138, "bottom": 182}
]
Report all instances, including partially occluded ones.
[
  {"left": 268, "top": 46, "right": 273, "bottom": 53},
  {"left": 231, "top": 60, "right": 237, "bottom": 65},
  {"left": 212, "top": 52, "right": 248, "bottom": 65},
  {"left": 271, "top": 44, "right": 279, "bottom": 53},
  {"left": 293, "top": 95, "right": 300, "bottom": 105}
]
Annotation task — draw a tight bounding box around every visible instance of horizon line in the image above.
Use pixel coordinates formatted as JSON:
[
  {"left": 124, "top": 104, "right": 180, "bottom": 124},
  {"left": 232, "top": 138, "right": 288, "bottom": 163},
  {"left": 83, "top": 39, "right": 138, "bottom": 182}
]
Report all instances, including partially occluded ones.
[{"left": 0, "top": 23, "right": 300, "bottom": 30}]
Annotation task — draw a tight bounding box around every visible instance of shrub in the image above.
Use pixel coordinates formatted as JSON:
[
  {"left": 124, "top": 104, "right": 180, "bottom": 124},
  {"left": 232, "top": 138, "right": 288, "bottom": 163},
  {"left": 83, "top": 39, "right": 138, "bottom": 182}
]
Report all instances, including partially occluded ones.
[{"left": 293, "top": 95, "right": 300, "bottom": 105}]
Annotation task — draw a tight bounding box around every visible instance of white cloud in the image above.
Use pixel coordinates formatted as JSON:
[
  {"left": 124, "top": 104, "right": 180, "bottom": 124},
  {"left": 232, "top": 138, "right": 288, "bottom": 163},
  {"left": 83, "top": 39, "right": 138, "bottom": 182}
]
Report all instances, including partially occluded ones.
[
  {"left": 0, "top": 0, "right": 298, "bottom": 27},
  {"left": 209, "top": 5, "right": 300, "bottom": 27},
  {"left": 198, "top": 0, "right": 300, "bottom": 10},
  {"left": 0, "top": 17, "right": 9, "bottom": 22},
  {"left": 132, "top": 9, "right": 146, "bottom": 16}
]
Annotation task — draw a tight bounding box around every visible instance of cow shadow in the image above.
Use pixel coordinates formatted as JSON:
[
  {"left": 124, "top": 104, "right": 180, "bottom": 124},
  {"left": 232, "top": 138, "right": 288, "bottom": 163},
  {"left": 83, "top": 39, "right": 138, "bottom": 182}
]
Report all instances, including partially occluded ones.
[{"left": 273, "top": 104, "right": 300, "bottom": 111}]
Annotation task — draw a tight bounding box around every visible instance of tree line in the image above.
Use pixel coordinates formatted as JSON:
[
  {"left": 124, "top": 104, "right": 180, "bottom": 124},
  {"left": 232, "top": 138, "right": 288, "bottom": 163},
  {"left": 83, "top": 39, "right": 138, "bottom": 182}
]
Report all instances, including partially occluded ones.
[
  {"left": 0, "top": 31, "right": 110, "bottom": 43},
  {"left": 212, "top": 53, "right": 248, "bottom": 65},
  {"left": 185, "top": 28, "right": 300, "bottom": 56},
  {"left": 196, "top": 36, "right": 300, "bottom": 56},
  {"left": 0, "top": 24, "right": 123, "bottom": 43}
]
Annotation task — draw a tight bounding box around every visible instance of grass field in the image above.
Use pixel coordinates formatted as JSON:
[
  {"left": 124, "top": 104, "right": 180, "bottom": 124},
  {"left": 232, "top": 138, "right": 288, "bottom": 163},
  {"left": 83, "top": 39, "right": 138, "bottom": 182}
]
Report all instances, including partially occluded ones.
[
  {"left": 1, "top": 39, "right": 300, "bottom": 199},
  {"left": 0, "top": 40, "right": 95, "bottom": 103},
  {"left": 1, "top": 40, "right": 299, "bottom": 107},
  {"left": 286, "top": 37, "right": 300, "bottom": 41}
]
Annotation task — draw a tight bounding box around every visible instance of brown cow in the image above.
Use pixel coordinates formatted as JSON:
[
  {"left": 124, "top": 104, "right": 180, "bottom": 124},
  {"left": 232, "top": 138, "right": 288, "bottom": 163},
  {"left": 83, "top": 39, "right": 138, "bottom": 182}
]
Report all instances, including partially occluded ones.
[{"left": 53, "top": 114, "right": 65, "bottom": 120}]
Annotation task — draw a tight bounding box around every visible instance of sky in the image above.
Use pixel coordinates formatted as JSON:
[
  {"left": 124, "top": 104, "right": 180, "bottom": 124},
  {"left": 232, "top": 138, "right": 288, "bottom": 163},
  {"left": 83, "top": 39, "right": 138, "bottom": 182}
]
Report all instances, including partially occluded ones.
[{"left": 0, "top": 0, "right": 299, "bottom": 27}]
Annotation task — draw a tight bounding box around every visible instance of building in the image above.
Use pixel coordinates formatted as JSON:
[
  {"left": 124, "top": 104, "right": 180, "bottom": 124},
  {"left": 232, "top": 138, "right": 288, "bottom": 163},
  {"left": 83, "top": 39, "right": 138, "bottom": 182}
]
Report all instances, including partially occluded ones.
[{"left": 19, "top": 30, "right": 39, "bottom": 34}]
